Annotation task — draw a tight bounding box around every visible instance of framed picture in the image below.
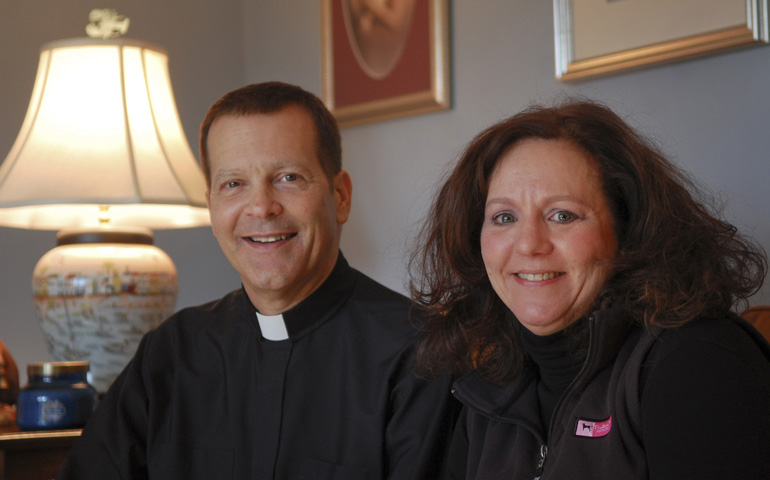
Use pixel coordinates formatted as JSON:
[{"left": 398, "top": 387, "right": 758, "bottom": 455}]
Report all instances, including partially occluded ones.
[
  {"left": 554, "top": 0, "right": 770, "bottom": 81},
  {"left": 321, "top": 0, "right": 450, "bottom": 127}
]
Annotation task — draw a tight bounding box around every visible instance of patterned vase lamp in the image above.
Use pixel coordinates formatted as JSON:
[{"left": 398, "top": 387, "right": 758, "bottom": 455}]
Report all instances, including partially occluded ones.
[{"left": 0, "top": 10, "right": 209, "bottom": 393}]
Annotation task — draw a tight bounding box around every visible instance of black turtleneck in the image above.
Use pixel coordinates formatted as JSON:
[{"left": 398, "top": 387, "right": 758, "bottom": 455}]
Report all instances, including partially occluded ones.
[{"left": 520, "top": 327, "right": 585, "bottom": 433}]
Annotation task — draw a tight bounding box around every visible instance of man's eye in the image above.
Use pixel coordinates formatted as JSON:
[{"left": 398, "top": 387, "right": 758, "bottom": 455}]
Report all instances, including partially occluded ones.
[
  {"left": 281, "top": 173, "right": 299, "bottom": 182},
  {"left": 224, "top": 181, "right": 240, "bottom": 189},
  {"left": 493, "top": 213, "right": 516, "bottom": 224},
  {"left": 551, "top": 210, "right": 575, "bottom": 223}
]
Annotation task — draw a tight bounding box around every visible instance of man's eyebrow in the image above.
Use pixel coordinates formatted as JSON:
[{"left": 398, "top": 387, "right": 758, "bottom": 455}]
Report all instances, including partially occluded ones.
[{"left": 211, "top": 168, "right": 245, "bottom": 182}]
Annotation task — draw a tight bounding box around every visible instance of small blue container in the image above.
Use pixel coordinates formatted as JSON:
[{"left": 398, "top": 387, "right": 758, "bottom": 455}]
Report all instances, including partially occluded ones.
[{"left": 17, "top": 361, "right": 97, "bottom": 430}]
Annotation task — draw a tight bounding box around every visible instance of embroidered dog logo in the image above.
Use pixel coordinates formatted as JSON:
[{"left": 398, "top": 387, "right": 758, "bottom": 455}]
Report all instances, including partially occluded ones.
[{"left": 575, "top": 415, "right": 612, "bottom": 438}]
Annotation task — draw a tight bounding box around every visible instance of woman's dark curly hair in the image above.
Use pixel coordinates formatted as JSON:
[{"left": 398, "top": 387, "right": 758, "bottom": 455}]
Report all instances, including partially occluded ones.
[{"left": 410, "top": 99, "right": 767, "bottom": 384}]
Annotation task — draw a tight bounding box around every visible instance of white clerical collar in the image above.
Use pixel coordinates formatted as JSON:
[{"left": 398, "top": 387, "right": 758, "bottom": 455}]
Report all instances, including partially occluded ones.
[{"left": 256, "top": 312, "right": 290, "bottom": 341}]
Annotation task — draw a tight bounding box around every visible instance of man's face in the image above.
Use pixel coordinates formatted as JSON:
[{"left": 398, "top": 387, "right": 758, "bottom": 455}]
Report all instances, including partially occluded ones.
[{"left": 206, "top": 106, "right": 352, "bottom": 314}]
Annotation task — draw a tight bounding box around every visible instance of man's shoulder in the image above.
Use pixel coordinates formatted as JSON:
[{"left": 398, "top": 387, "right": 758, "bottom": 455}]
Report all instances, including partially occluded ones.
[
  {"left": 342, "top": 268, "right": 422, "bottom": 337},
  {"left": 349, "top": 268, "right": 411, "bottom": 304},
  {"left": 156, "top": 289, "right": 249, "bottom": 332},
  {"left": 348, "top": 269, "right": 417, "bottom": 318}
]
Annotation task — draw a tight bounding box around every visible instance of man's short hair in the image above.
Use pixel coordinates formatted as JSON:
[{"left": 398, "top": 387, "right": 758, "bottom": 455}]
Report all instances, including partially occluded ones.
[{"left": 199, "top": 82, "right": 342, "bottom": 185}]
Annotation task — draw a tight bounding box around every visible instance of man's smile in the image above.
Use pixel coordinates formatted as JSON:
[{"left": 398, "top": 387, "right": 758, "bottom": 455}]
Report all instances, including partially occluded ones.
[{"left": 246, "top": 233, "right": 298, "bottom": 243}]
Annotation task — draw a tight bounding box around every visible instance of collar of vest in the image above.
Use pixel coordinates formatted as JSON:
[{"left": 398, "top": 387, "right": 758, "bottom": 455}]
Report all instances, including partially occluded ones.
[{"left": 452, "top": 308, "right": 635, "bottom": 422}]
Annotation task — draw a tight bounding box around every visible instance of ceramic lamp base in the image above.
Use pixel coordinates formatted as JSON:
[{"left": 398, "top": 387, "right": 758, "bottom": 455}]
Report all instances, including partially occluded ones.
[{"left": 31, "top": 228, "right": 177, "bottom": 393}]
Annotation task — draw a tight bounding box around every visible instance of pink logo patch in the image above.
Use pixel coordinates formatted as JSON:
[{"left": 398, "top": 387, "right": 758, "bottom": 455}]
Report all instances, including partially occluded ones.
[{"left": 575, "top": 415, "right": 612, "bottom": 438}]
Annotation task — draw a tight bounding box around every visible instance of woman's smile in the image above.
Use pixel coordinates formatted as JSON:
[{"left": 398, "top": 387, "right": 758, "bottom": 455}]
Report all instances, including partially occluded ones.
[{"left": 514, "top": 271, "right": 565, "bottom": 282}]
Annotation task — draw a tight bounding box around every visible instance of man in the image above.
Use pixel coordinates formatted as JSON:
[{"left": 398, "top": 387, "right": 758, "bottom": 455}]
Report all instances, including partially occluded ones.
[{"left": 58, "top": 82, "right": 457, "bottom": 479}]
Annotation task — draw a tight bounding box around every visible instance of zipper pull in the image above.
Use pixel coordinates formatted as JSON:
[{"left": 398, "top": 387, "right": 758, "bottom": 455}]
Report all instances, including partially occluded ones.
[{"left": 533, "top": 444, "right": 548, "bottom": 480}]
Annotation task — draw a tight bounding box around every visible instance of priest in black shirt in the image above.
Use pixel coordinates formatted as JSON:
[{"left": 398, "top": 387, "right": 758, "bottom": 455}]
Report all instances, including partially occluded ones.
[{"left": 58, "top": 82, "right": 458, "bottom": 479}]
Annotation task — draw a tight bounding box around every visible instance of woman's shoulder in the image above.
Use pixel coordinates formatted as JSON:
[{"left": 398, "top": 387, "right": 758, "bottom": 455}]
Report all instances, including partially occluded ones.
[
  {"left": 639, "top": 315, "right": 770, "bottom": 392},
  {"left": 651, "top": 315, "right": 770, "bottom": 358},
  {"left": 638, "top": 316, "right": 770, "bottom": 477}
]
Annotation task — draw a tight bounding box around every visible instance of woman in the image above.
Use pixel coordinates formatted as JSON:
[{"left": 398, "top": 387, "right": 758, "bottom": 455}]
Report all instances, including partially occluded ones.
[{"left": 411, "top": 99, "right": 770, "bottom": 479}]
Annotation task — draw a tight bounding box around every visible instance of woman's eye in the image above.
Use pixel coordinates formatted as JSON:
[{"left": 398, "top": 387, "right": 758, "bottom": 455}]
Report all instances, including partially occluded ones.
[
  {"left": 551, "top": 210, "right": 576, "bottom": 223},
  {"left": 224, "top": 180, "right": 240, "bottom": 189},
  {"left": 281, "top": 173, "right": 299, "bottom": 182},
  {"left": 493, "top": 212, "right": 516, "bottom": 224}
]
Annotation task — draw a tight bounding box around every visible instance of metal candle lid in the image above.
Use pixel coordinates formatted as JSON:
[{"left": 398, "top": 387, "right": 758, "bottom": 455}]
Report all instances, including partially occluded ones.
[{"left": 27, "top": 361, "right": 90, "bottom": 376}]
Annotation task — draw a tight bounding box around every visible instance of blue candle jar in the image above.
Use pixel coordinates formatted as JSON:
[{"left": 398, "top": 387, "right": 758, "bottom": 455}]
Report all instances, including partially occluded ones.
[{"left": 17, "top": 361, "right": 97, "bottom": 430}]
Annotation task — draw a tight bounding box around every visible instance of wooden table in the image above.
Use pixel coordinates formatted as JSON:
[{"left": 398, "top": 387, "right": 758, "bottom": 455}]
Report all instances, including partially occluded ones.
[{"left": 0, "top": 428, "right": 81, "bottom": 480}]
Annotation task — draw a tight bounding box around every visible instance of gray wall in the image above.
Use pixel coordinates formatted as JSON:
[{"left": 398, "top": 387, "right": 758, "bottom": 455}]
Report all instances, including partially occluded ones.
[{"left": 3, "top": 1, "right": 770, "bottom": 381}]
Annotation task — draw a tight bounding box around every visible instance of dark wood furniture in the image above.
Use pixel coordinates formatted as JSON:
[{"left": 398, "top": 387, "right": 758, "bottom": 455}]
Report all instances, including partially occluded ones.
[{"left": 0, "top": 427, "right": 80, "bottom": 480}]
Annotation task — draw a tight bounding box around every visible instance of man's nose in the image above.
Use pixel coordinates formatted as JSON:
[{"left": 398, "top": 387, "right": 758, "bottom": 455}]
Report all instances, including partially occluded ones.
[{"left": 244, "top": 183, "right": 283, "bottom": 218}]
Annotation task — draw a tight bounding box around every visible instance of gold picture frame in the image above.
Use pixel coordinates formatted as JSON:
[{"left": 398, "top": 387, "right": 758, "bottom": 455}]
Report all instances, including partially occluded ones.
[
  {"left": 321, "top": 0, "right": 450, "bottom": 128},
  {"left": 554, "top": 0, "right": 769, "bottom": 81}
]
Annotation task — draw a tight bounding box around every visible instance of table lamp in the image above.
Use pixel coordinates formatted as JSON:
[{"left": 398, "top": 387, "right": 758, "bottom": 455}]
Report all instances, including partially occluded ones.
[{"left": 0, "top": 10, "right": 209, "bottom": 392}]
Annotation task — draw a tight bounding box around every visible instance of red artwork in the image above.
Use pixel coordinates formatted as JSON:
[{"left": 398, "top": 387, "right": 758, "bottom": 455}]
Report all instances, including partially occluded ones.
[{"left": 322, "top": 0, "right": 450, "bottom": 127}]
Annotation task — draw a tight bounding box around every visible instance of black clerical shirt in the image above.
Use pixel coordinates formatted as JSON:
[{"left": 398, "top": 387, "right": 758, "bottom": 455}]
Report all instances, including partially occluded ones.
[{"left": 58, "top": 253, "right": 457, "bottom": 479}]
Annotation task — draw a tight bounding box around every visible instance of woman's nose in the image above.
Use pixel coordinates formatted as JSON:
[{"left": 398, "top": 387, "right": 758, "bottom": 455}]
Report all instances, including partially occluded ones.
[{"left": 514, "top": 217, "right": 553, "bottom": 256}]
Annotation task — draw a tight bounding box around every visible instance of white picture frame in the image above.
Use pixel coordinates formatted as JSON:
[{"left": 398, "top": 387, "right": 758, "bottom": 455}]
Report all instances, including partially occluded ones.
[{"left": 554, "top": 0, "right": 769, "bottom": 81}]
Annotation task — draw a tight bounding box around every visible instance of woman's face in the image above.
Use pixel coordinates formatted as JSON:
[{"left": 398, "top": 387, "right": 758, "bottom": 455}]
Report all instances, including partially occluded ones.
[{"left": 480, "top": 139, "right": 617, "bottom": 335}]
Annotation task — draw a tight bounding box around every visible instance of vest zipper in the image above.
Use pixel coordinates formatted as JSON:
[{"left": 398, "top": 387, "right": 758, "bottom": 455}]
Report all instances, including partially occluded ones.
[
  {"left": 534, "top": 315, "right": 598, "bottom": 479},
  {"left": 534, "top": 444, "right": 548, "bottom": 480}
]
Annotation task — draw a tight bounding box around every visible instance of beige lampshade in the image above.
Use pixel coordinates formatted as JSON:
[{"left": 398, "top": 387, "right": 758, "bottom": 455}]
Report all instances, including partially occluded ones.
[{"left": 0, "top": 37, "right": 209, "bottom": 230}]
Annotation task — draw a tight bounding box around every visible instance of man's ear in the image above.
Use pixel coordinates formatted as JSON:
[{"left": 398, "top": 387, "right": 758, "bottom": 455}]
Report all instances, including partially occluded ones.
[{"left": 334, "top": 170, "right": 353, "bottom": 225}]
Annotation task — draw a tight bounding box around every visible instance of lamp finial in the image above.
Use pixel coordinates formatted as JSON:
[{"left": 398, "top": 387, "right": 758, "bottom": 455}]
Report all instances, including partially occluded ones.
[{"left": 85, "top": 9, "right": 130, "bottom": 39}]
